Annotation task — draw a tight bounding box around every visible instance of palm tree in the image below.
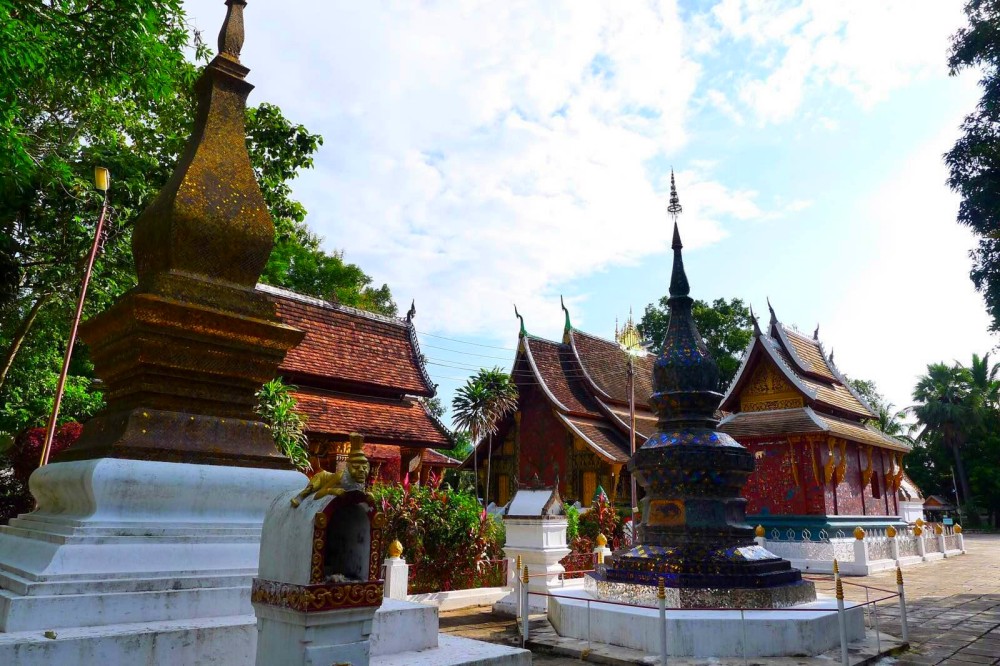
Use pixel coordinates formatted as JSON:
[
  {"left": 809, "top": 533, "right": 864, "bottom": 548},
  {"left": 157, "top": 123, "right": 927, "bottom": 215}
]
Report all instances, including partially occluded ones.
[
  {"left": 451, "top": 367, "right": 518, "bottom": 508},
  {"left": 872, "top": 402, "right": 915, "bottom": 443},
  {"left": 965, "top": 352, "right": 1000, "bottom": 409},
  {"left": 911, "top": 363, "right": 976, "bottom": 506}
]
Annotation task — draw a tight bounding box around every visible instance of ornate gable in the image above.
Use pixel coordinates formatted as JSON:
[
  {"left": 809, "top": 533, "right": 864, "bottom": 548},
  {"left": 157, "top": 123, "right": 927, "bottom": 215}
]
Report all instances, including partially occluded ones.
[{"left": 738, "top": 359, "right": 805, "bottom": 413}]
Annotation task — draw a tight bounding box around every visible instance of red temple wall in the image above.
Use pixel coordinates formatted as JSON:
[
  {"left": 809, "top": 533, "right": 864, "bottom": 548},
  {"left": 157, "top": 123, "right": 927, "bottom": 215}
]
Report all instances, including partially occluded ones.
[
  {"left": 743, "top": 439, "right": 825, "bottom": 516},
  {"left": 743, "top": 436, "right": 901, "bottom": 518},
  {"left": 517, "top": 384, "right": 570, "bottom": 495}
]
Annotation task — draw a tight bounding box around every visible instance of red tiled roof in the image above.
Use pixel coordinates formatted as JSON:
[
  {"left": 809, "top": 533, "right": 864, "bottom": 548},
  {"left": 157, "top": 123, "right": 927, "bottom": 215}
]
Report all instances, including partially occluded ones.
[
  {"left": 569, "top": 330, "right": 654, "bottom": 407},
  {"left": 523, "top": 336, "right": 605, "bottom": 418},
  {"left": 293, "top": 388, "right": 450, "bottom": 448},
  {"left": 421, "top": 448, "right": 462, "bottom": 468},
  {"left": 261, "top": 284, "right": 433, "bottom": 397},
  {"left": 556, "top": 414, "right": 631, "bottom": 463},
  {"left": 360, "top": 444, "right": 460, "bottom": 468}
]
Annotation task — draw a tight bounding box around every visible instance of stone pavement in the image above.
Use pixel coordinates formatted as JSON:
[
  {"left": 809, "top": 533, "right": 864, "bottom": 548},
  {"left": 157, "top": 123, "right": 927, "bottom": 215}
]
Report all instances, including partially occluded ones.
[{"left": 439, "top": 533, "right": 1000, "bottom": 665}]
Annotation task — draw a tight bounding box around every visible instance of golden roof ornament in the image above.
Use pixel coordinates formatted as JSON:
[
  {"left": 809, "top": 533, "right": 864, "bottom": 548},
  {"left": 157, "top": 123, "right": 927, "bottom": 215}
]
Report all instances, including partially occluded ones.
[{"left": 615, "top": 308, "right": 643, "bottom": 353}]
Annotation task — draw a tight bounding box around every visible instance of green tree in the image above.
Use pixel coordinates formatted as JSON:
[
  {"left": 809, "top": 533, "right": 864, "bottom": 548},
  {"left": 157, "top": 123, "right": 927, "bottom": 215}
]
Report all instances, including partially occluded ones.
[
  {"left": 451, "top": 367, "right": 518, "bottom": 506},
  {"left": 638, "top": 297, "right": 752, "bottom": 390},
  {"left": 946, "top": 0, "right": 1000, "bottom": 332},
  {"left": 911, "top": 363, "right": 977, "bottom": 505},
  {"left": 0, "top": 6, "right": 396, "bottom": 440}
]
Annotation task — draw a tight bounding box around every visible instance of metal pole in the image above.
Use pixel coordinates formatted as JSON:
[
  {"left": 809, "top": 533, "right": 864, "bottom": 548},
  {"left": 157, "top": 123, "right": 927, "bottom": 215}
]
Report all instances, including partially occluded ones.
[
  {"left": 896, "top": 566, "right": 908, "bottom": 643},
  {"left": 834, "top": 559, "right": 849, "bottom": 666},
  {"left": 951, "top": 466, "right": 964, "bottom": 525},
  {"left": 657, "top": 578, "right": 667, "bottom": 665},
  {"left": 586, "top": 596, "right": 592, "bottom": 651},
  {"left": 628, "top": 355, "right": 638, "bottom": 530},
  {"left": 40, "top": 186, "right": 110, "bottom": 468},
  {"left": 521, "top": 565, "right": 529, "bottom": 647},
  {"left": 740, "top": 609, "right": 749, "bottom": 666}
]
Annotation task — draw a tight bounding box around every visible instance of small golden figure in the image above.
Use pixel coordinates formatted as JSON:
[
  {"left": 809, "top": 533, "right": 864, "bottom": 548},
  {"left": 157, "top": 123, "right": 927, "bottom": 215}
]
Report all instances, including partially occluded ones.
[{"left": 291, "top": 432, "right": 369, "bottom": 507}]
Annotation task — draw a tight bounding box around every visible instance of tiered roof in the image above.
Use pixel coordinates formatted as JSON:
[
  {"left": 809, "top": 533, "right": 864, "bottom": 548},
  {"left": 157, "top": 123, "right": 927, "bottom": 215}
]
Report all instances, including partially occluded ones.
[
  {"left": 718, "top": 305, "right": 908, "bottom": 452},
  {"left": 259, "top": 284, "right": 451, "bottom": 449},
  {"left": 506, "top": 305, "right": 658, "bottom": 465}
]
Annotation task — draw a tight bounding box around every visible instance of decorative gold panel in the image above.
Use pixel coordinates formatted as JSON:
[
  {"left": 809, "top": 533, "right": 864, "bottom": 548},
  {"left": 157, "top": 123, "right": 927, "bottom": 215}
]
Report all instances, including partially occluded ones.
[{"left": 739, "top": 362, "right": 805, "bottom": 412}]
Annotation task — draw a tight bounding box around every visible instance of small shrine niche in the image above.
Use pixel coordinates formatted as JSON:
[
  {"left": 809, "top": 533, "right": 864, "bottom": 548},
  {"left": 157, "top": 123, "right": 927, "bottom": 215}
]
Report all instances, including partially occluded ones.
[{"left": 321, "top": 496, "right": 373, "bottom": 583}]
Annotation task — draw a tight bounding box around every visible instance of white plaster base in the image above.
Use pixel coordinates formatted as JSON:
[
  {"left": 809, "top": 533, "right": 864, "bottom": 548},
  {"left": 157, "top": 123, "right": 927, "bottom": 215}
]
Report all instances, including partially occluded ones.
[
  {"left": 371, "top": 599, "right": 438, "bottom": 656},
  {"left": 372, "top": 633, "right": 530, "bottom": 666},
  {"left": 0, "top": 457, "right": 306, "bottom": 662},
  {"left": 408, "top": 587, "right": 509, "bottom": 611},
  {"left": 0, "top": 614, "right": 257, "bottom": 666},
  {"left": 548, "top": 588, "right": 865, "bottom": 658},
  {"left": 494, "top": 580, "right": 584, "bottom": 616}
]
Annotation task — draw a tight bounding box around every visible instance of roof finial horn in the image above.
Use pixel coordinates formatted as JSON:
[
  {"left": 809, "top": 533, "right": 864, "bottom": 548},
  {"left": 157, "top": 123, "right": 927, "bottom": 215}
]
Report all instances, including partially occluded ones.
[
  {"left": 514, "top": 304, "right": 526, "bottom": 337},
  {"left": 749, "top": 304, "right": 763, "bottom": 337},
  {"left": 406, "top": 300, "right": 416, "bottom": 322},
  {"left": 560, "top": 295, "right": 572, "bottom": 332},
  {"left": 767, "top": 297, "right": 777, "bottom": 324},
  {"left": 813, "top": 323, "right": 820, "bottom": 340}
]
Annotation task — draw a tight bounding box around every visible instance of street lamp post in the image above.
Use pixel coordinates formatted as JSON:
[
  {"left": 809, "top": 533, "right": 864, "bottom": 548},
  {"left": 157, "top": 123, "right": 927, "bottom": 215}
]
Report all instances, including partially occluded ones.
[{"left": 39, "top": 167, "right": 111, "bottom": 468}]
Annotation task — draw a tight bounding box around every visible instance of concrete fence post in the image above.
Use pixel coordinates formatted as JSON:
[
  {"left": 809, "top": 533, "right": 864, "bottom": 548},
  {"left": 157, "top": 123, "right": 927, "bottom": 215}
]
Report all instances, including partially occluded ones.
[
  {"left": 956, "top": 525, "right": 965, "bottom": 553},
  {"left": 657, "top": 578, "right": 668, "bottom": 665},
  {"left": 754, "top": 524, "right": 766, "bottom": 548},
  {"left": 383, "top": 540, "right": 409, "bottom": 600},
  {"left": 521, "top": 565, "right": 530, "bottom": 647},
  {"left": 896, "top": 566, "right": 909, "bottom": 644},
  {"left": 834, "top": 559, "right": 849, "bottom": 666},
  {"left": 887, "top": 525, "right": 900, "bottom": 563},
  {"left": 914, "top": 526, "right": 926, "bottom": 559},
  {"left": 935, "top": 524, "right": 947, "bottom": 558},
  {"left": 853, "top": 527, "right": 869, "bottom": 573}
]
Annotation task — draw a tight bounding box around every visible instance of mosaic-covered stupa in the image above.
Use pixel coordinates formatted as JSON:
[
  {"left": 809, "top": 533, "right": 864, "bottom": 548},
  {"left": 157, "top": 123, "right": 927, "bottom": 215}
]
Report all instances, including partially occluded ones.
[{"left": 586, "top": 176, "right": 816, "bottom": 608}]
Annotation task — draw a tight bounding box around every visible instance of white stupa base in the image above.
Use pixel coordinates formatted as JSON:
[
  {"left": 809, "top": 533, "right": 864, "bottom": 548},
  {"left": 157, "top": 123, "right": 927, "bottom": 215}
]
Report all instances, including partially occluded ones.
[
  {"left": 372, "top": 633, "right": 530, "bottom": 666},
  {"left": 0, "top": 458, "right": 306, "bottom": 664},
  {"left": 548, "top": 588, "right": 865, "bottom": 658}
]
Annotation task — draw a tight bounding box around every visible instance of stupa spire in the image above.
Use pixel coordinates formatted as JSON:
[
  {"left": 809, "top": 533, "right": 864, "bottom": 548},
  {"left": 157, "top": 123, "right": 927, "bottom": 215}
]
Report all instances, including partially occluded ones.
[
  {"left": 668, "top": 172, "right": 690, "bottom": 299},
  {"left": 64, "top": 0, "right": 304, "bottom": 469}
]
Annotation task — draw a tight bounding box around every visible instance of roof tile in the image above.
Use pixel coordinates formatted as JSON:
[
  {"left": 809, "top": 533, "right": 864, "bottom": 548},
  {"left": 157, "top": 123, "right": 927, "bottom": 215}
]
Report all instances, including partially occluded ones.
[{"left": 293, "top": 388, "right": 450, "bottom": 448}]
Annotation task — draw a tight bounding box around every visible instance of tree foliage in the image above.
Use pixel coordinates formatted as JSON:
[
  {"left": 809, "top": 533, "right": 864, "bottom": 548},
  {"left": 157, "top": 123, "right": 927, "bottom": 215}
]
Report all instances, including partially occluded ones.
[
  {"left": 946, "top": 0, "right": 1000, "bottom": 331},
  {"left": 0, "top": 4, "right": 396, "bottom": 444},
  {"left": 909, "top": 354, "right": 1000, "bottom": 526},
  {"left": 638, "top": 296, "right": 752, "bottom": 391}
]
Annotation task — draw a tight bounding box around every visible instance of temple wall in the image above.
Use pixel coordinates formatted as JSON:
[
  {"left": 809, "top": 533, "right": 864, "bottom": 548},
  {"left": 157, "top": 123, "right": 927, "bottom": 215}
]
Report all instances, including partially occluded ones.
[
  {"left": 743, "top": 439, "right": 824, "bottom": 516},
  {"left": 516, "top": 384, "right": 571, "bottom": 494},
  {"left": 833, "top": 441, "right": 864, "bottom": 515}
]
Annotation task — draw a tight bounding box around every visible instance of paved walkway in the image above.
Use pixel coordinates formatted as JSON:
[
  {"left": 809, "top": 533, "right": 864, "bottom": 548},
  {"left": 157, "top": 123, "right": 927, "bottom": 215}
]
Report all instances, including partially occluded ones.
[{"left": 439, "top": 533, "right": 1000, "bottom": 665}]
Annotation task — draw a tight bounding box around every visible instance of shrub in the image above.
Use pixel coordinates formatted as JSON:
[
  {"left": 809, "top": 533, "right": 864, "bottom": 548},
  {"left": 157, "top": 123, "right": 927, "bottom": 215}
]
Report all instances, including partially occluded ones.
[
  {"left": 255, "top": 378, "right": 311, "bottom": 472},
  {"left": 370, "top": 481, "right": 505, "bottom": 592},
  {"left": 1, "top": 421, "right": 83, "bottom": 523}
]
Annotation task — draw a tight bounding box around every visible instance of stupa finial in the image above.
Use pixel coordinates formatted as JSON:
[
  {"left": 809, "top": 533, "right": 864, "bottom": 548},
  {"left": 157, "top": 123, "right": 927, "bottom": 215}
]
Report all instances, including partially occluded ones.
[
  {"left": 218, "top": 0, "right": 248, "bottom": 62},
  {"left": 667, "top": 168, "right": 683, "bottom": 223}
]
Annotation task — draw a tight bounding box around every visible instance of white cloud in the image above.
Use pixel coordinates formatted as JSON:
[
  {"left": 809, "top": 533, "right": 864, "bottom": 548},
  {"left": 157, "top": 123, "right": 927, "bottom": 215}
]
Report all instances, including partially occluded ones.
[
  {"left": 704, "top": 0, "right": 965, "bottom": 125},
  {"left": 824, "top": 125, "right": 997, "bottom": 412},
  {"left": 181, "top": 0, "right": 781, "bottom": 339}
]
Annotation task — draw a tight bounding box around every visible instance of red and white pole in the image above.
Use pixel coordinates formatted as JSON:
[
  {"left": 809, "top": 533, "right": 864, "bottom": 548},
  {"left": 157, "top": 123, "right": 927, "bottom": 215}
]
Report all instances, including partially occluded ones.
[{"left": 39, "top": 167, "right": 110, "bottom": 468}]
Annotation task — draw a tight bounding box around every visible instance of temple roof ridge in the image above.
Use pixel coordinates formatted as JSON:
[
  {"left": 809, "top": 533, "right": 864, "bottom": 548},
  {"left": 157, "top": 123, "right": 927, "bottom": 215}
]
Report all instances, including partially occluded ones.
[{"left": 256, "top": 283, "right": 407, "bottom": 328}]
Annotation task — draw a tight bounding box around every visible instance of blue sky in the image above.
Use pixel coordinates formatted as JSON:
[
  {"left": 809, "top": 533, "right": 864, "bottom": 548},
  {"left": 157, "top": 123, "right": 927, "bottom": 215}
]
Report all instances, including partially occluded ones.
[{"left": 184, "top": 0, "right": 995, "bottom": 420}]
